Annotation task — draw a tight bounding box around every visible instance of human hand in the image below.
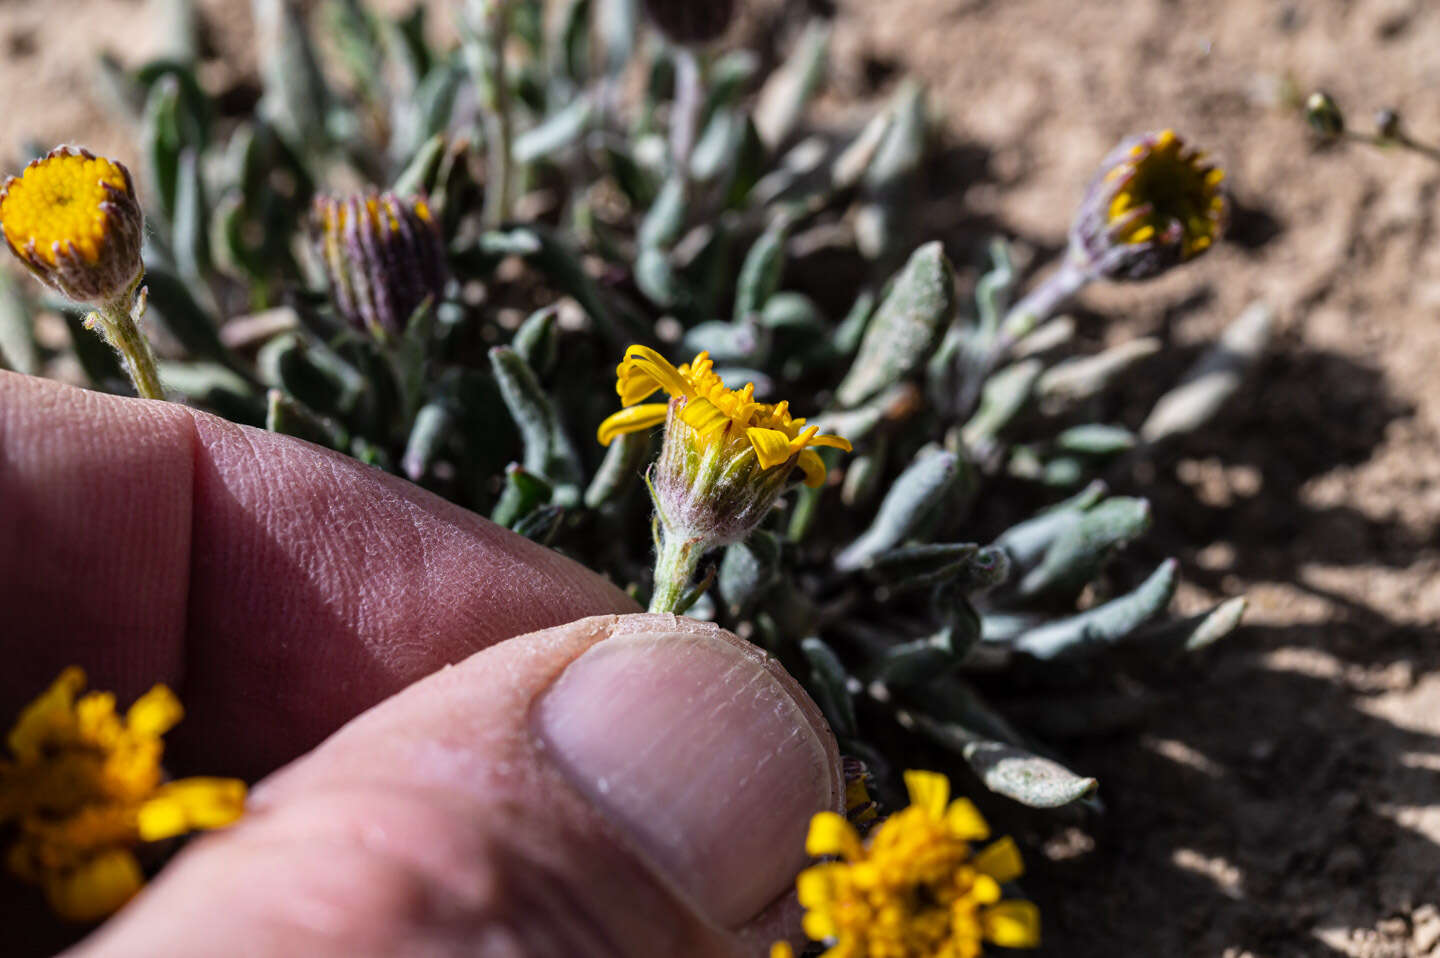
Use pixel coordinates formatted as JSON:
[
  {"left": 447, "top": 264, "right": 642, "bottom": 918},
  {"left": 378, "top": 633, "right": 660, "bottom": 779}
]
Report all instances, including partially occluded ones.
[{"left": 0, "top": 371, "right": 841, "bottom": 957}]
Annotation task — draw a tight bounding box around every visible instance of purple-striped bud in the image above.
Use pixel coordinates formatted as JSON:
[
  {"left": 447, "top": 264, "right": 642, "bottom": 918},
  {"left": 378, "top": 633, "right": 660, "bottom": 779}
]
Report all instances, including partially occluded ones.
[
  {"left": 1071, "top": 129, "right": 1227, "bottom": 282},
  {"left": 312, "top": 192, "right": 448, "bottom": 338},
  {"left": 643, "top": 0, "right": 736, "bottom": 45}
]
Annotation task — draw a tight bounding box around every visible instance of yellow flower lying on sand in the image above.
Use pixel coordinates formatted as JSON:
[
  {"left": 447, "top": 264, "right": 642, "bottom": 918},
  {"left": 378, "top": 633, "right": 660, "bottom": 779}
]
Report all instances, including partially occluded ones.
[
  {"left": 0, "top": 668, "right": 246, "bottom": 921},
  {"left": 777, "top": 769, "right": 1040, "bottom": 958},
  {"left": 598, "top": 346, "right": 851, "bottom": 489}
]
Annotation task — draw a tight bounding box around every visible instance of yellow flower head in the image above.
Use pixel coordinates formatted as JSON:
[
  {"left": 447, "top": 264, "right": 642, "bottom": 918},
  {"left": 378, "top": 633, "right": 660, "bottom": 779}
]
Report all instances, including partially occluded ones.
[
  {"left": 790, "top": 770, "right": 1040, "bottom": 958},
  {"left": 0, "top": 668, "right": 246, "bottom": 922},
  {"left": 1075, "top": 130, "right": 1225, "bottom": 281},
  {"left": 0, "top": 147, "right": 144, "bottom": 304},
  {"left": 598, "top": 346, "right": 851, "bottom": 489}
]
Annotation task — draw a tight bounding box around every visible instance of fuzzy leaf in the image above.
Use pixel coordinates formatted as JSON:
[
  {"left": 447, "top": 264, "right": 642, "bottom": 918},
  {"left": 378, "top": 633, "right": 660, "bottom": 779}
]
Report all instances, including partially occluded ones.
[{"left": 835, "top": 242, "right": 954, "bottom": 407}]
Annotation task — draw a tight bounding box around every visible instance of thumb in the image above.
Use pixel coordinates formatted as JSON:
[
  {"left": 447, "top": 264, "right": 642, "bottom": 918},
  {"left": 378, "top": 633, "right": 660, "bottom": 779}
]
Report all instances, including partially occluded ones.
[{"left": 71, "top": 614, "right": 842, "bottom": 957}]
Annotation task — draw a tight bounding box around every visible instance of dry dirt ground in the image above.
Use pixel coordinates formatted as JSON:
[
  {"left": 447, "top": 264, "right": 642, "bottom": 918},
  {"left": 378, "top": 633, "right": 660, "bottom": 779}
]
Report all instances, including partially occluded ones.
[{"left": 3, "top": 0, "right": 1440, "bottom": 955}]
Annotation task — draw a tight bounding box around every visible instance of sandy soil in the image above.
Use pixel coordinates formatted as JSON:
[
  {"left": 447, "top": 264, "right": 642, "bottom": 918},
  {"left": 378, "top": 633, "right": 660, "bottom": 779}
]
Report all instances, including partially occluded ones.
[{"left": 3, "top": 0, "right": 1440, "bottom": 955}]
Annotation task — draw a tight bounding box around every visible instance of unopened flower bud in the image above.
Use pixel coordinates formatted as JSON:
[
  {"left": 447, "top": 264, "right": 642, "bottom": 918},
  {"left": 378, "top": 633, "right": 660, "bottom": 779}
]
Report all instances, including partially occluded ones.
[
  {"left": 312, "top": 191, "right": 448, "bottom": 339},
  {"left": 1375, "top": 108, "right": 1402, "bottom": 140},
  {"left": 642, "top": 0, "right": 736, "bottom": 45},
  {"left": 1305, "top": 91, "right": 1345, "bottom": 138},
  {"left": 0, "top": 147, "right": 144, "bottom": 304},
  {"left": 1071, "top": 129, "right": 1227, "bottom": 281}
]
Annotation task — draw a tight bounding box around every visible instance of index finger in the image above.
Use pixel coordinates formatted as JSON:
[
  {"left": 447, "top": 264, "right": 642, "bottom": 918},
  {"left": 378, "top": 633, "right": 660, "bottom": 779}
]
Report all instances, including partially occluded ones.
[{"left": 0, "top": 372, "right": 638, "bottom": 778}]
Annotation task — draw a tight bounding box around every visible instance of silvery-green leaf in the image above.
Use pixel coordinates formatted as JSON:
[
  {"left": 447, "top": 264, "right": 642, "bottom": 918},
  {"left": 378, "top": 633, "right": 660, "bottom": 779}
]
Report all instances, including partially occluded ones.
[
  {"left": 992, "top": 480, "right": 1107, "bottom": 571},
  {"left": 171, "top": 147, "right": 210, "bottom": 282},
  {"left": 753, "top": 19, "right": 831, "bottom": 149},
  {"left": 690, "top": 109, "right": 746, "bottom": 184},
  {"left": 719, "top": 530, "right": 783, "bottom": 617},
  {"left": 512, "top": 503, "right": 565, "bottom": 544},
  {"left": 961, "top": 358, "right": 1041, "bottom": 450},
  {"left": 584, "top": 430, "right": 650, "bottom": 510},
  {"left": 682, "top": 318, "right": 768, "bottom": 365},
  {"left": 513, "top": 306, "right": 559, "bottom": 377},
  {"left": 595, "top": 0, "right": 637, "bottom": 78},
  {"left": 733, "top": 219, "right": 789, "bottom": 321},
  {"left": 266, "top": 387, "right": 342, "bottom": 448},
  {"left": 513, "top": 96, "right": 595, "bottom": 164},
  {"left": 960, "top": 738, "right": 1099, "bottom": 808},
  {"left": 701, "top": 50, "right": 759, "bottom": 127},
  {"left": 855, "top": 80, "right": 926, "bottom": 261},
  {"left": 0, "top": 273, "right": 37, "bottom": 375},
  {"left": 638, "top": 176, "right": 687, "bottom": 251},
  {"left": 252, "top": 0, "right": 331, "bottom": 151},
  {"left": 1037, "top": 337, "right": 1161, "bottom": 408},
  {"left": 1128, "top": 595, "right": 1248, "bottom": 656},
  {"left": 492, "top": 463, "right": 555, "bottom": 527},
  {"left": 1055, "top": 423, "right": 1138, "bottom": 456},
  {"left": 489, "top": 346, "right": 584, "bottom": 505},
  {"left": 1012, "top": 559, "right": 1179, "bottom": 660},
  {"left": 1016, "top": 496, "right": 1150, "bottom": 599},
  {"left": 1141, "top": 302, "right": 1273, "bottom": 442},
  {"left": 835, "top": 449, "right": 961, "bottom": 571},
  {"left": 800, "top": 637, "right": 857, "bottom": 739},
  {"left": 401, "top": 399, "right": 452, "bottom": 481},
  {"left": 835, "top": 242, "right": 954, "bottom": 407}
]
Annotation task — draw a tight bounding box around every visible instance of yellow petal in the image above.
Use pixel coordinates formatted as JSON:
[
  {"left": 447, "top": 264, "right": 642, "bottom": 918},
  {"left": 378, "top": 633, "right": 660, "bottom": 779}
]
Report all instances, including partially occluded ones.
[
  {"left": 806, "top": 811, "right": 860, "bottom": 858},
  {"left": 796, "top": 864, "right": 839, "bottom": 908},
  {"left": 617, "top": 368, "right": 665, "bottom": 405},
  {"left": 796, "top": 449, "right": 828, "bottom": 488},
  {"left": 973, "top": 836, "right": 1024, "bottom": 883},
  {"left": 769, "top": 943, "right": 796, "bottom": 958},
  {"left": 621, "top": 345, "right": 692, "bottom": 403},
  {"left": 802, "top": 908, "right": 839, "bottom": 942},
  {"left": 944, "top": 796, "right": 991, "bottom": 841},
  {"left": 804, "top": 432, "right": 852, "bottom": 453},
  {"left": 983, "top": 900, "right": 1041, "bottom": 948},
  {"left": 596, "top": 403, "right": 668, "bottom": 445},
  {"left": 137, "top": 777, "right": 246, "bottom": 840},
  {"left": 746, "top": 427, "right": 795, "bottom": 469},
  {"left": 679, "top": 396, "right": 731, "bottom": 439},
  {"left": 45, "top": 848, "right": 143, "bottom": 922},
  {"left": 903, "top": 769, "right": 950, "bottom": 819},
  {"left": 126, "top": 684, "right": 183, "bottom": 738}
]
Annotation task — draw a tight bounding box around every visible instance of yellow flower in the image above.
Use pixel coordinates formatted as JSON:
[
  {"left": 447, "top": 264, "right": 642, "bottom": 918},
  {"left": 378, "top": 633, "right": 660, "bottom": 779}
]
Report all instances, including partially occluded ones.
[
  {"left": 0, "top": 147, "right": 145, "bottom": 304},
  {"left": 598, "top": 346, "right": 851, "bottom": 489},
  {"left": 792, "top": 769, "right": 1040, "bottom": 958},
  {"left": 1102, "top": 129, "right": 1225, "bottom": 262},
  {"left": 0, "top": 668, "right": 247, "bottom": 922}
]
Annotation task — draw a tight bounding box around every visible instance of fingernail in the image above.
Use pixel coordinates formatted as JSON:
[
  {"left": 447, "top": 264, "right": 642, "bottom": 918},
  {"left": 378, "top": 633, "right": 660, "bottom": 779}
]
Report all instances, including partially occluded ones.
[{"left": 534, "top": 628, "right": 838, "bottom": 928}]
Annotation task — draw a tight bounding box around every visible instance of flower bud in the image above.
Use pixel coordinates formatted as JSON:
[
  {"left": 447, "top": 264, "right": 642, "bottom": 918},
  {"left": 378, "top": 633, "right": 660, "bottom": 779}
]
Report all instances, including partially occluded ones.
[
  {"left": 1375, "top": 108, "right": 1402, "bottom": 140},
  {"left": 312, "top": 191, "right": 448, "bottom": 339},
  {"left": 1305, "top": 91, "right": 1345, "bottom": 138},
  {"left": 1070, "top": 129, "right": 1226, "bottom": 281},
  {"left": 642, "top": 0, "right": 736, "bottom": 45},
  {"left": 0, "top": 147, "right": 144, "bottom": 305}
]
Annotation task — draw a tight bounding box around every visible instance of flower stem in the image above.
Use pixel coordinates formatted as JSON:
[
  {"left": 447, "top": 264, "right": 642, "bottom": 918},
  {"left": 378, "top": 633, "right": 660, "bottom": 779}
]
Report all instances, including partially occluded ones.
[
  {"left": 1001, "top": 254, "right": 1091, "bottom": 346},
  {"left": 91, "top": 284, "right": 165, "bottom": 400},
  {"left": 648, "top": 527, "right": 707, "bottom": 614}
]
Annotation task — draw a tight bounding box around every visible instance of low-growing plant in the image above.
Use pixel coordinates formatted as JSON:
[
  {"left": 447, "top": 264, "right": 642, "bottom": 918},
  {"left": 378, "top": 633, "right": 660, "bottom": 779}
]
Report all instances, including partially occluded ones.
[{"left": 0, "top": 0, "right": 1267, "bottom": 950}]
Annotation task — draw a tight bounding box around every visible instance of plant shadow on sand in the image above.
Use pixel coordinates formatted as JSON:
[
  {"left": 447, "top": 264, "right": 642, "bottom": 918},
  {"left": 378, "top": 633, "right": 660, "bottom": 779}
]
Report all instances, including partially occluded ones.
[{"left": 1017, "top": 318, "right": 1435, "bottom": 956}]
